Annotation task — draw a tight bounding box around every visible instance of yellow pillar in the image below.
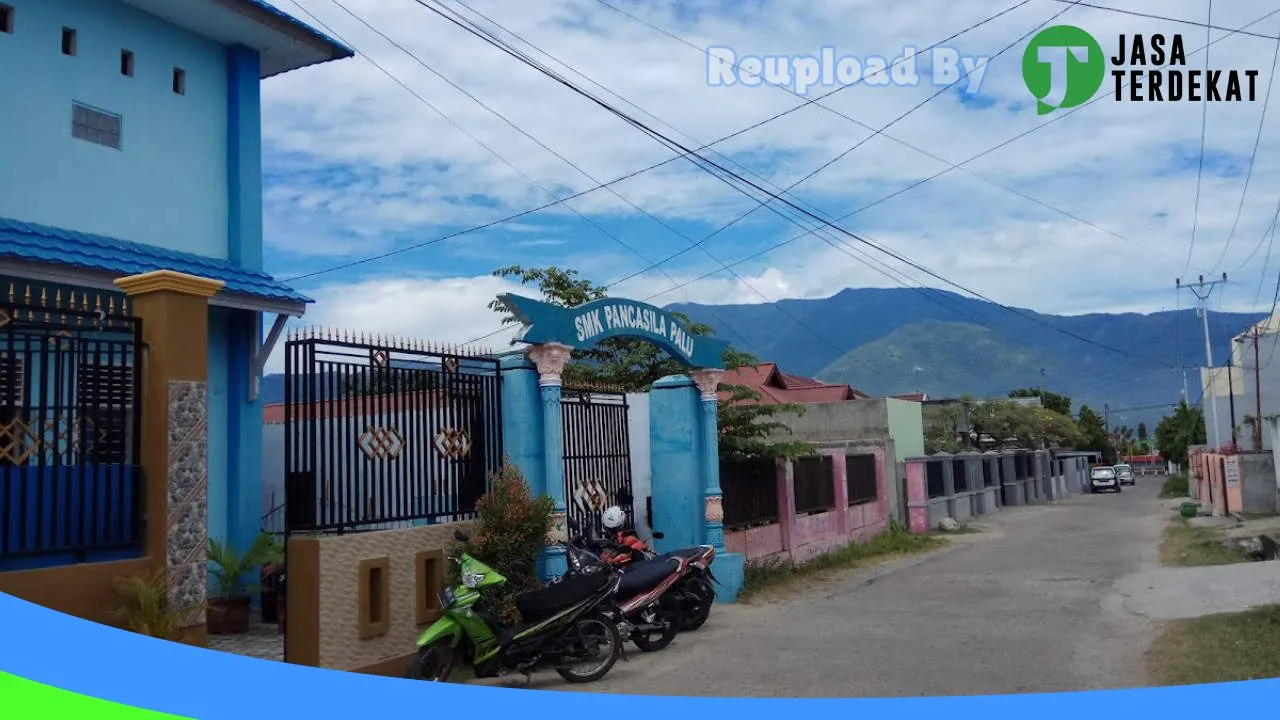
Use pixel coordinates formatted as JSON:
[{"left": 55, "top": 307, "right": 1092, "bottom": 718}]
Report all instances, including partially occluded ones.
[{"left": 114, "top": 270, "right": 224, "bottom": 644}]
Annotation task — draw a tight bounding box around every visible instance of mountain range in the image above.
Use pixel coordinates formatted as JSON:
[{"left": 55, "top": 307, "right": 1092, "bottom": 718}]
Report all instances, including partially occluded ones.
[
  {"left": 667, "top": 287, "right": 1266, "bottom": 430},
  {"left": 258, "top": 287, "right": 1268, "bottom": 431}
]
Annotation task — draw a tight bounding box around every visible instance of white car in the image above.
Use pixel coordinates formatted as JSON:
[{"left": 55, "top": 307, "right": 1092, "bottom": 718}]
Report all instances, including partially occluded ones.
[
  {"left": 1090, "top": 466, "right": 1121, "bottom": 493},
  {"left": 1113, "top": 464, "right": 1135, "bottom": 486}
]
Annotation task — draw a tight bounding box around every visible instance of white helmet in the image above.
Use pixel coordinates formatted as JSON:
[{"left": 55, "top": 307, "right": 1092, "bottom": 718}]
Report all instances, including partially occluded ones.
[{"left": 601, "top": 505, "right": 626, "bottom": 530}]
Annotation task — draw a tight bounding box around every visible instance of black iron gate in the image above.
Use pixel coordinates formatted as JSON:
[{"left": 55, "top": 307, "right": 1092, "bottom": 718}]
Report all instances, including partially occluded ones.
[
  {"left": 0, "top": 289, "right": 144, "bottom": 566},
  {"left": 561, "top": 388, "right": 633, "bottom": 537},
  {"left": 282, "top": 331, "right": 504, "bottom": 535}
]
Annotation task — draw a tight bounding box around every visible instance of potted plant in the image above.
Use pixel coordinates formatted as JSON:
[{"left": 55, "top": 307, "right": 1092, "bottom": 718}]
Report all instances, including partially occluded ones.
[
  {"left": 207, "top": 533, "right": 283, "bottom": 635},
  {"left": 112, "top": 570, "right": 198, "bottom": 641}
]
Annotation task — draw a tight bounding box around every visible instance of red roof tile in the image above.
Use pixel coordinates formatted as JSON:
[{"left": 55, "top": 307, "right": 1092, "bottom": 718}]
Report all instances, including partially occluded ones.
[{"left": 717, "top": 362, "right": 860, "bottom": 405}]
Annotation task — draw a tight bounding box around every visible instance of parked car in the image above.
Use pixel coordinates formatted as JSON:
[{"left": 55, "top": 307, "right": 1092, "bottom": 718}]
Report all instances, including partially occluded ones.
[
  {"left": 1089, "top": 466, "right": 1120, "bottom": 493},
  {"left": 1113, "top": 464, "right": 1135, "bottom": 486}
]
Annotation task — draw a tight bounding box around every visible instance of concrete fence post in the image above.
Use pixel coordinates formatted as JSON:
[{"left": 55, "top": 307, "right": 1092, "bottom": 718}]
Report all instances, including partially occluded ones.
[
  {"left": 776, "top": 458, "right": 797, "bottom": 552},
  {"left": 904, "top": 459, "right": 929, "bottom": 533},
  {"left": 830, "top": 452, "right": 849, "bottom": 534}
]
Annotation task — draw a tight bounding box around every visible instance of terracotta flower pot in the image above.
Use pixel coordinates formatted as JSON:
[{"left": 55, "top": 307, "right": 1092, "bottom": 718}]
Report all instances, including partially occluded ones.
[{"left": 207, "top": 596, "right": 251, "bottom": 635}]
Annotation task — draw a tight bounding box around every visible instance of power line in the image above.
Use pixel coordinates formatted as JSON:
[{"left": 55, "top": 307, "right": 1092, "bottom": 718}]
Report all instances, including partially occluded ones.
[
  {"left": 284, "top": 2, "right": 1277, "bottom": 289},
  {"left": 306, "top": 1, "right": 840, "bottom": 354},
  {"left": 284, "top": 0, "right": 807, "bottom": 360},
  {"left": 1183, "top": 0, "right": 1214, "bottom": 277},
  {"left": 589, "top": 0, "right": 1078, "bottom": 292},
  {"left": 280, "top": 0, "right": 1037, "bottom": 282},
  {"left": 1212, "top": 29, "right": 1280, "bottom": 270},
  {"left": 433, "top": 0, "right": 1002, "bottom": 340},
  {"left": 443, "top": 0, "right": 1031, "bottom": 348},
  {"left": 590, "top": 0, "right": 1201, "bottom": 271},
  {"left": 430, "top": 0, "right": 1186, "bottom": 369},
  {"left": 1047, "top": 0, "right": 1280, "bottom": 40}
]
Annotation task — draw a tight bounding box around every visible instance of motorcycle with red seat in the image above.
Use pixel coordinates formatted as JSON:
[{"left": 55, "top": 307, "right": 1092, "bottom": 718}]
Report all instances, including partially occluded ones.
[
  {"left": 583, "top": 520, "right": 716, "bottom": 627},
  {"left": 560, "top": 519, "right": 686, "bottom": 652},
  {"left": 571, "top": 517, "right": 719, "bottom": 635}
]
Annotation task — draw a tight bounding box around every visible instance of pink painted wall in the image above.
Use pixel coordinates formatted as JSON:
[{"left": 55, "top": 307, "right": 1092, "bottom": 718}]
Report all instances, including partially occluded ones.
[
  {"left": 725, "top": 523, "right": 785, "bottom": 560},
  {"left": 1194, "top": 453, "right": 1235, "bottom": 516},
  {"left": 726, "top": 449, "right": 891, "bottom": 565}
]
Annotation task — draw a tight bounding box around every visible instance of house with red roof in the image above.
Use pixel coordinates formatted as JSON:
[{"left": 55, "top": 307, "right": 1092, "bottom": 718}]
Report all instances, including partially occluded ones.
[{"left": 718, "top": 362, "right": 869, "bottom": 405}]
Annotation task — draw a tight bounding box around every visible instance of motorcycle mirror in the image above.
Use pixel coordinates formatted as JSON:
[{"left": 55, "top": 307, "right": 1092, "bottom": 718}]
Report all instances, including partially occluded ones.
[
  {"left": 453, "top": 529, "right": 470, "bottom": 543},
  {"left": 652, "top": 531, "right": 665, "bottom": 539}
]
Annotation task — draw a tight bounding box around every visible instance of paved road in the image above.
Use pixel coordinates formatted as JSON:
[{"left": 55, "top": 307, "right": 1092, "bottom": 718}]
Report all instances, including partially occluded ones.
[{"left": 491, "top": 478, "right": 1168, "bottom": 697}]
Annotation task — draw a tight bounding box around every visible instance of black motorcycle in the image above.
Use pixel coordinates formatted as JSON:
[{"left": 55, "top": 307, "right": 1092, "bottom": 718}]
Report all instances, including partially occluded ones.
[{"left": 405, "top": 528, "right": 625, "bottom": 684}]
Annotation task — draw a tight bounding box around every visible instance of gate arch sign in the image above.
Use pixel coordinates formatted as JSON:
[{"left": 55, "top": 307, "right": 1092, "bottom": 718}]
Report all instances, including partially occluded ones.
[{"left": 498, "top": 293, "right": 729, "bottom": 369}]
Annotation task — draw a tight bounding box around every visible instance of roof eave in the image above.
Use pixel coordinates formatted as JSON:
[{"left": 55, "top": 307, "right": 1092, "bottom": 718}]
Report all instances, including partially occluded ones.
[
  {"left": 224, "top": 0, "right": 355, "bottom": 77},
  {"left": 0, "top": 257, "right": 309, "bottom": 317}
]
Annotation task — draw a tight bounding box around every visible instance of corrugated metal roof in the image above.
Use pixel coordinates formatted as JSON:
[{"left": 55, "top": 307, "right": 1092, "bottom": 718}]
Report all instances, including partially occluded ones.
[{"left": 0, "top": 217, "right": 310, "bottom": 305}]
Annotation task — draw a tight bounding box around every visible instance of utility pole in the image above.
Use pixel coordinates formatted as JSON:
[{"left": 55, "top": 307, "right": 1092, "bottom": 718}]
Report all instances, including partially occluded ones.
[
  {"left": 1236, "top": 327, "right": 1265, "bottom": 451},
  {"left": 1226, "top": 359, "right": 1238, "bottom": 450},
  {"left": 1039, "top": 367, "right": 1045, "bottom": 405},
  {"left": 1181, "top": 368, "right": 1190, "bottom": 403},
  {"left": 1177, "top": 274, "right": 1227, "bottom": 449},
  {"left": 1104, "top": 402, "right": 1111, "bottom": 462}
]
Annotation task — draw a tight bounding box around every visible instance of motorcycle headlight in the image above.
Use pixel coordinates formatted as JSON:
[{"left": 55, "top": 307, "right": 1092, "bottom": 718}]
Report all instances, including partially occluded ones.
[
  {"left": 439, "top": 587, "right": 456, "bottom": 607},
  {"left": 461, "top": 571, "right": 484, "bottom": 589}
]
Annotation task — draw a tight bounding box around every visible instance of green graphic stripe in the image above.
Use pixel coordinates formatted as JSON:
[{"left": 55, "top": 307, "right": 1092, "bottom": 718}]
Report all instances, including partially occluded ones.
[{"left": 0, "top": 671, "right": 192, "bottom": 719}]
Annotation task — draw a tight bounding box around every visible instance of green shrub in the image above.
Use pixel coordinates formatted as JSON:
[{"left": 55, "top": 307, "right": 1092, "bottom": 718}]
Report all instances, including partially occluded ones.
[
  {"left": 1160, "top": 473, "right": 1190, "bottom": 499},
  {"left": 448, "top": 462, "right": 555, "bottom": 624}
]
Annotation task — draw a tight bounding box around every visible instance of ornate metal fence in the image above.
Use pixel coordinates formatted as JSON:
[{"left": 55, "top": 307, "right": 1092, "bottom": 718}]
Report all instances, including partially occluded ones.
[
  {"left": 282, "top": 330, "right": 503, "bottom": 534},
  {"left": 0, "top": 286, "right": 144, "bottom": 565}
]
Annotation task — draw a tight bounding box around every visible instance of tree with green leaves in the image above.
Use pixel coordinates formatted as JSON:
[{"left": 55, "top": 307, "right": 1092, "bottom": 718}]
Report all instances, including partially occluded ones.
[
  {"left": 1008, "top": 387, "right": 1072, "bottom": 416},
  {"left": 1154, "top": 401, "right": 1206, "bottom": 467},
  {"left": 969, "top": 399, "right": 1082, "bottom": 450},
  {"left": 490, "top": 266, "right": 813, "bottom": 461},
  {"left": 1076, "top": 405, "right": 1111, "bottom": 461},
  {"left": 923, "top": 401, "right": 970, "bottom": 454}
]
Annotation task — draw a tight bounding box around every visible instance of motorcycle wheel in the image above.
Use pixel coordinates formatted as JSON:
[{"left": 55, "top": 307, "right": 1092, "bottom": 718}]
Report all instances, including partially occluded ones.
[
  {"left": 679, "top": 577, "right": 715, "bottom": 632},
  {"left": 630, "top": 593, "right": 682, "bottom": 653},
  {"left": 555, "top": 614, "right": 622, "bottom": 684},
  {"left": 404, "top": 639, "right": 455, "bottom": 682}
]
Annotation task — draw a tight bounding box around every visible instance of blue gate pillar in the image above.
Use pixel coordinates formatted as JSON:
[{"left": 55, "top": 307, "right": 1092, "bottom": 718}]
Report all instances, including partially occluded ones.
[
  {"left": 527, "top": 342, "right": 573, "bottom": 580},
  {"left": 499, "top": 354, "right": 545, "bottom": 496},
  {"left": 689, "top": 369, "right": 743, "bottom": 603},
  {"left": 690, "top": 369, "right": 726, "bottom": 552}
]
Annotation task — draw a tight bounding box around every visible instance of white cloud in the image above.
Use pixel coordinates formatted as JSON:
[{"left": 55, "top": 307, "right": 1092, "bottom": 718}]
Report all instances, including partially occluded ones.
[{"left": 255, "top": 0, "right": 1280, "bottom": 359}]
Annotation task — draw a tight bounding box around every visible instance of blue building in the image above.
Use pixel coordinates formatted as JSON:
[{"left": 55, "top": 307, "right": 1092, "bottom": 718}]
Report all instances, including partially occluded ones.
[{"left": 0, "top": 0, "right": 351, "bottom": 568}]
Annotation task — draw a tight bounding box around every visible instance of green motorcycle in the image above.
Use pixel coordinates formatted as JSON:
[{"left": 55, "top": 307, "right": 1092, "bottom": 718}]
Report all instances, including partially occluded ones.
[{"left": 405, "top": 529, "right": 624, "bottom": 684}]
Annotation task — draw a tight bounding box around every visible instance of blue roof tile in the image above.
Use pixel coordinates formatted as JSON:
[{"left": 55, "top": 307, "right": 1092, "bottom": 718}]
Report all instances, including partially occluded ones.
[{"left": 0, "top": 217, "right": 311, "bottom": 305}]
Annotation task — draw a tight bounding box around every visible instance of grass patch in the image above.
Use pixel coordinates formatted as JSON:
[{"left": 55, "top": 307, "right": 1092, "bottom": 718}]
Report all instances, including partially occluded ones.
[
  {"left": 1148, "top": 604, "right": 1280, "bottom": 685},
  {"left": 1159, "top": 518, "right": 1250, "bottom": 567},
  {"left": 740, "top": 521, "right": 946, "bottom": 599},
  {"left": 1159, "top": 473, "right": 1190, "bottom": 499}
]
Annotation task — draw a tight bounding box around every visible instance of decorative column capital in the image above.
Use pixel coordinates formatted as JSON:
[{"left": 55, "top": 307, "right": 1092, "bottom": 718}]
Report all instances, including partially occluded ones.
[
  {"left": 527, "top": 342, "right": 574, "bottom": 386},
  {"left": 689, "top": 368, "right": 725, "bottom": 401},
  {"left": 705, "top": 495, "right": 723, "bottom": 524},
  {"left": 547, "top": 510, "right": 568, "bottom": 545},
  {"left": 114, "top": 270, "right": 225, "bottom": 298}
]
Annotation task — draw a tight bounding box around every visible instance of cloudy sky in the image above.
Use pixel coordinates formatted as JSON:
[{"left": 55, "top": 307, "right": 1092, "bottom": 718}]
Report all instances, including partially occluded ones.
[{"left": 258, "top": 0, "right": 1280, "bottom": 371}]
